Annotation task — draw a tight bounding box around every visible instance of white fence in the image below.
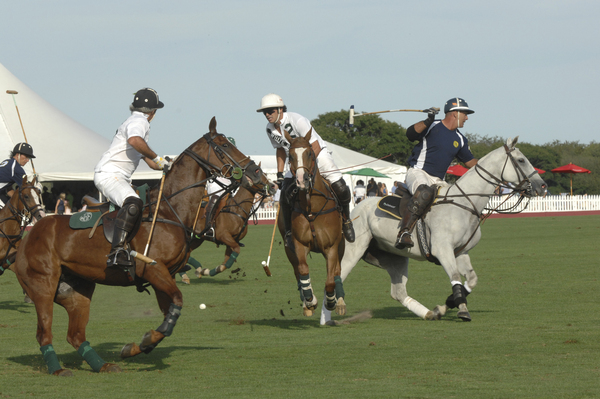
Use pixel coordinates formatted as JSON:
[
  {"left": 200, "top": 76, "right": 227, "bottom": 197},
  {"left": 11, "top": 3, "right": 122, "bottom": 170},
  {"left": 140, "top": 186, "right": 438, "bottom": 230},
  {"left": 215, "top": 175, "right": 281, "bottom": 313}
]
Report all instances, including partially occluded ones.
[{"left": 252, "top": 195, "right": 600, "bottom": 221}]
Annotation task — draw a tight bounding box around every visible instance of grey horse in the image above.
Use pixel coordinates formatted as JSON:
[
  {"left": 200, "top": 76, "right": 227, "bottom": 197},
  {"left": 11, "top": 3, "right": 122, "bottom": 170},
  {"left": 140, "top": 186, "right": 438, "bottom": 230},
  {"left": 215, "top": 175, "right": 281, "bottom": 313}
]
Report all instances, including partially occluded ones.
[{"left": 321, "top": 137, "right": 547, "bottom": 324}]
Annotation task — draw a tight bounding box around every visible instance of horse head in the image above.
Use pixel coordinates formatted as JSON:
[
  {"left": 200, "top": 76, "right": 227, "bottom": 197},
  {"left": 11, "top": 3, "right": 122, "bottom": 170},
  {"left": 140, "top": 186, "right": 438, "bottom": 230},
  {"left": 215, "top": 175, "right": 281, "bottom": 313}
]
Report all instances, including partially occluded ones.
[
  {"left": 476, "top": 137, "right": 547, "bottom": 197},
  {"left": 14, "top": 175, "right": 46, "bottom": 222},
  {"left": 240, "top": 161, "right": 277, "bottom": 197},
  {"left": 284, "top": 128, "right": 316, "bottom": 191}
]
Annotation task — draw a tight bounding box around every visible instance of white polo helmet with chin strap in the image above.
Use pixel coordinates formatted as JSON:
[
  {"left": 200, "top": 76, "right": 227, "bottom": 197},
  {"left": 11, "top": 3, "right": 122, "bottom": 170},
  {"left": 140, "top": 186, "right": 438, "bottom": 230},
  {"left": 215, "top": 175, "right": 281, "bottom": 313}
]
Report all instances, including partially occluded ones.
[{"left": 257, "top": 93, "right": 284, "bottom": 112}]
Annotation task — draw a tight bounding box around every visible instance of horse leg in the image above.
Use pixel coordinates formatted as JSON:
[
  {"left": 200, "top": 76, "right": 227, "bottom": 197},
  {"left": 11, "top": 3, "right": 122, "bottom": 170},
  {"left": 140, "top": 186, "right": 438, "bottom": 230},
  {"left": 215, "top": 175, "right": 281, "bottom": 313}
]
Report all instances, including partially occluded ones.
[
  {"left": 435, "top": 251, "right": 473, "bottom": 322},
  {"left": 201, "top": 236, "right": 241, "bottom": 277},
  {"left": 295, "top": 246, "right": 317, "bottom": 316},
  {"left": 121, "top": 263, "right": 184, "bottom": 358},
  {"left": 16, "top": 258, "right": 72, "bottom": 376},
  {"left": 320, "top": 226, "right": 371, "bottom": 325},
  {"left": 322, "top": 246, "right": 342, "bottom": 313},
  {"left": 54, "top": 275, "right": 122, "bottom": 373}
]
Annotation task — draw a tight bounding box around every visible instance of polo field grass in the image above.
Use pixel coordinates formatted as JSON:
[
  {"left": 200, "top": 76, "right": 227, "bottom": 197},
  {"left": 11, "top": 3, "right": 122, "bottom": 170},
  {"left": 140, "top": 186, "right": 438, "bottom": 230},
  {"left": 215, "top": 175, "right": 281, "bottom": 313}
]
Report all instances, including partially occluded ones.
[{"left": 1, "top": 215, "right": 598, "bottom": 398}]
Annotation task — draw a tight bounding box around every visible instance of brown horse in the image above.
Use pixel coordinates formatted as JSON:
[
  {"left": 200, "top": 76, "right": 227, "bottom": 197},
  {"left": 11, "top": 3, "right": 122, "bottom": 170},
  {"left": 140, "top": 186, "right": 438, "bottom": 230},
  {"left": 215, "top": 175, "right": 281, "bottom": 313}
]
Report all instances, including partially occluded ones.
[
  {"left": 13, "top": 117, "right": 252, "bottom": 376},
  {"left": 0, "top": 176, "right": 45, "bottom": 274},
  {"left": 193, "top": 161, "right": 276, "bottom": 277},
  {"left": 279, "top": 129, "right": 346, "bottom": 317}
]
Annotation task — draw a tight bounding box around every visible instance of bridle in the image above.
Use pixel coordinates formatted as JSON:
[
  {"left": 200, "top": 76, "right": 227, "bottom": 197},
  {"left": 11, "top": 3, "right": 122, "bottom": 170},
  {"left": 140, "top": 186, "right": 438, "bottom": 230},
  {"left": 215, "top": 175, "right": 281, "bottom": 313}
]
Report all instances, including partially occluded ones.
[{"left": 0, "top": 182, "right": 44, "bottom": 270}]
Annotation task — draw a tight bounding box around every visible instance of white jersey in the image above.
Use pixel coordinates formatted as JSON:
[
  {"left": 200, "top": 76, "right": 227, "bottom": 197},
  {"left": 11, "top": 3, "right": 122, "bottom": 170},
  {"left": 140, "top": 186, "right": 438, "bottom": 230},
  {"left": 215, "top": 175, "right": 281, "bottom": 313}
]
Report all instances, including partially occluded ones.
[
  {"left": 266, "top": 112, "right": 327, "bottom": 154},
  {"left": 265, "top": 112, "right": 341, "bottom": 183},
  {"left": 94, "top": 111, "right": 151, "bottom": 178}
]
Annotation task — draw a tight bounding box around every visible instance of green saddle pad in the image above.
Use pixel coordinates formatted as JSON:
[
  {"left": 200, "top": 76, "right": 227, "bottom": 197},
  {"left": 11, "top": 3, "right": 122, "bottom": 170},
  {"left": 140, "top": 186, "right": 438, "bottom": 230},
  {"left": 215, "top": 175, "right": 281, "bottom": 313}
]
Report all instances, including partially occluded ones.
[{"left": 69, "top": 210, "right": 105, "bottom": 229}]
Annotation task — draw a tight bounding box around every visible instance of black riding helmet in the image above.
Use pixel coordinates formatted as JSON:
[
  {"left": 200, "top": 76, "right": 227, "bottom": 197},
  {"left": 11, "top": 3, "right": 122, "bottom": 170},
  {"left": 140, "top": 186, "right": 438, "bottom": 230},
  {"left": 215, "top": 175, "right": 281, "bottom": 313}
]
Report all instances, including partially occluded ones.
[
  {"left": 12, "top": 142, "right": 35, "bottom": 159},
  {"left": 131, "top": 88, "right": 164, "bottom": 111},
  {"left": 444, "top": 97, "right": 474, "bottom": 114}
]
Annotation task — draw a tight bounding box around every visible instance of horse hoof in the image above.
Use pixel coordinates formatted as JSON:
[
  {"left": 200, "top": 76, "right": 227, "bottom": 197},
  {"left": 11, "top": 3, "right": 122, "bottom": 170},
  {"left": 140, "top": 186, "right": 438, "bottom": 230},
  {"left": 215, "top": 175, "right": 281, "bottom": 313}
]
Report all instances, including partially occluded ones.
[
  {"left": 457, "top": 304, "right": 471, "bottom": 322},
  {"left": 433, "top": 305, "right": 447, "bottom": 318},
  {"left": 24, "top": 294, "right": 34, "bottom": 304},
  {"left": 303, "top": 308, "right": 314, "bottom": 317},
  {"left": 181, "top": 274, "right": 190, "bottom": 285},
  {"left": 120, "top": 342, "right": 141, "bottom": 359},
  {"left": 100, "top": 363, "right": 122, "bottom": 373},
  {"left": 335, "top": 297, "right": 346, "bottom": 316},
  {"left": 194, "top": 269, "right": 203, "bottom": 278},
  {"left": 52, "top": 369, "right": 74, "bottom": 377}
]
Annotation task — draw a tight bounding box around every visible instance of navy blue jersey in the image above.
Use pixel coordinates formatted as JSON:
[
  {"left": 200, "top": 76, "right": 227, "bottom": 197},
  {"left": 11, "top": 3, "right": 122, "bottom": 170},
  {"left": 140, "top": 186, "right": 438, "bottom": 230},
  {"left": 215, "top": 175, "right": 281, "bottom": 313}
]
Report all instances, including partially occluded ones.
[
  {"left": 407, "top": 121, "right": 474, "bottom": 179},
  {"left": 0, "top": 158, "right": 26, "bottom": 192}
]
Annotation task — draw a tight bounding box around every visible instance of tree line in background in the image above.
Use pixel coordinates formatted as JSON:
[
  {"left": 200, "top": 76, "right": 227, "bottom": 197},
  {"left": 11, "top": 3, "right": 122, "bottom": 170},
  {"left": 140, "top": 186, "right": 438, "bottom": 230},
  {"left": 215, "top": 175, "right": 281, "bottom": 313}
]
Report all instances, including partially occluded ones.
[{"left": 311, "top": 110, "right": 600, "bottom": 195}]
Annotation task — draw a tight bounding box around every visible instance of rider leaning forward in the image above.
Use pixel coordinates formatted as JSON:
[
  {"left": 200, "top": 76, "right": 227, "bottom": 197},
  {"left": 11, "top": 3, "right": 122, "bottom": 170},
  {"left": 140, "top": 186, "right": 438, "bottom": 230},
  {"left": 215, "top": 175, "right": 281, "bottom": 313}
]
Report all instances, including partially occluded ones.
[
  {"left": 94, "top": 88, "right": 170, "bottom": 268},
  {"left": 395, "top": 97, "right": 478, "bottom": 250},
  {"left": 257, "top": 93, "right": 355, "bottom": 246},
  {"left": 0, "top": 143, "right": 36, "bottom": 208}
]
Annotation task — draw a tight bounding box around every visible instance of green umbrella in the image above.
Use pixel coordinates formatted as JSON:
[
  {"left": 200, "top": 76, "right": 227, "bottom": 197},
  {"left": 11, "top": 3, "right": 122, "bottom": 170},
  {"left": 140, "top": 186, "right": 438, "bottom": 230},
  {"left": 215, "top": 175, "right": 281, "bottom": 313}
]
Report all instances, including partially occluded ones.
[{"left": 344, "top": 167, "right": 390, "bottom": 178}]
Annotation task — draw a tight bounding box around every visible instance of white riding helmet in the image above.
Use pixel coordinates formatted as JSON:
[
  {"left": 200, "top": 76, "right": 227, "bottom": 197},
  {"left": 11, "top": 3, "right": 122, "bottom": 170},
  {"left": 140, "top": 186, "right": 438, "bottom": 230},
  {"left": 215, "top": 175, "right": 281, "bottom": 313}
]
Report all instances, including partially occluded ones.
[{"left": 256, "top": 93, "right": 284, "bottom": 112}]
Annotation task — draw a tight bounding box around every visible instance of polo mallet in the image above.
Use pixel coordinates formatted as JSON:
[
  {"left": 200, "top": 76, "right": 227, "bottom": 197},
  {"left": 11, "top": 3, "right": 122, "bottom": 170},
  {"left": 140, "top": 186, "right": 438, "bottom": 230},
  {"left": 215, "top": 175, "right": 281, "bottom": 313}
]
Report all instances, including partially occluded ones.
[
  {"left": 349, "top": 105, "right": 440, "bottom": 127},
  {"left": 142, "top": 170, "right": 167, "bottom": 261},
  {"left": 261, "top": 205, "right": 280, "bottom": 277},
  {"left": 6, "top": 90, "right": 37, "bottom": 175}
]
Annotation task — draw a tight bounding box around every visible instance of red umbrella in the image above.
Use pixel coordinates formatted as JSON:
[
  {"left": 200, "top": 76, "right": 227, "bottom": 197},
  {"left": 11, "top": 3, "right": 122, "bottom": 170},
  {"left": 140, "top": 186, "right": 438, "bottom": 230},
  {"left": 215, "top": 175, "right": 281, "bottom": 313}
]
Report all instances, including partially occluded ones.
[
  {"left": 550, "top": 163, "right": 591, "bottom": 195},
  {"left": 447, "top": 164, "right": 469, "bottom": 177},
  {"left": 534, "top": 167, "right": 546, "bottom": 174}
]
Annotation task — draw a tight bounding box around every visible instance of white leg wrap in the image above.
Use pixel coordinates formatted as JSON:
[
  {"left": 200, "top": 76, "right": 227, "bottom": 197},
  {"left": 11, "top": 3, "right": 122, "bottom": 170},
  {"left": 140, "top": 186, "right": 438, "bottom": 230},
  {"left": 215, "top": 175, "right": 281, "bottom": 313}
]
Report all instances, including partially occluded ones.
[{"left": 401, "top": 296, "right": 430, "bottom": 319}]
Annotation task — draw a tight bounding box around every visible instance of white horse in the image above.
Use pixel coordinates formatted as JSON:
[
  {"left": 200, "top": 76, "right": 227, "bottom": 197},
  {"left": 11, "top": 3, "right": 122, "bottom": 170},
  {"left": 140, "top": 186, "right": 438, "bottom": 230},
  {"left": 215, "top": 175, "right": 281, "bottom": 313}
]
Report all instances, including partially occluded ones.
[{"left": 321, "top": 137, "right": 547, "bottom": 324}]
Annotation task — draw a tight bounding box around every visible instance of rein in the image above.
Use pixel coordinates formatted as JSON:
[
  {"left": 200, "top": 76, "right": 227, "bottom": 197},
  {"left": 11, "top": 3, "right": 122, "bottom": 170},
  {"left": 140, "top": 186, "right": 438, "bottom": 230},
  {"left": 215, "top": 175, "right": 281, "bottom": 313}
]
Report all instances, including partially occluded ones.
[
  {"left": 139, "top": 133, "right": 251, "bottom": 277},
  {"left": 431, "top": 144, "right": 536, "bottom": 256}
]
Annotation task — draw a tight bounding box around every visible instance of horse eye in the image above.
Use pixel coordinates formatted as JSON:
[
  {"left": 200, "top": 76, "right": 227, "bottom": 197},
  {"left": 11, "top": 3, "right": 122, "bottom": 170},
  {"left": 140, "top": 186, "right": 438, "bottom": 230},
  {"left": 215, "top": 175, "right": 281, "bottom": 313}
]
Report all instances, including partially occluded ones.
[{"left": 223, "top": 143, "right": 228, "bottom": 147}]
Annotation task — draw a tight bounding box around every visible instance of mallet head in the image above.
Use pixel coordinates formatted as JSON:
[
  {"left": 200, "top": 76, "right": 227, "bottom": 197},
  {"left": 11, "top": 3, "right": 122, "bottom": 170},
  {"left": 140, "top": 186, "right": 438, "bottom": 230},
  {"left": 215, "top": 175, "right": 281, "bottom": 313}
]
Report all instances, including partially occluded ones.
[{"left": 6, "top": 90, "right": 18, "bottom": 95}]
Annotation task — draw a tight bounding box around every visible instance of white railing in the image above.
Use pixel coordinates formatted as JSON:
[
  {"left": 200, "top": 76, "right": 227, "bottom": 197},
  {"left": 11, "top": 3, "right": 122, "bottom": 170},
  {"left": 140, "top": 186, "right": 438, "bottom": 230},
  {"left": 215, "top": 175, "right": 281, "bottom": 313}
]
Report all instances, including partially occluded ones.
[{"left": 252, "top": 195, "right": 600, "bottom": 221}]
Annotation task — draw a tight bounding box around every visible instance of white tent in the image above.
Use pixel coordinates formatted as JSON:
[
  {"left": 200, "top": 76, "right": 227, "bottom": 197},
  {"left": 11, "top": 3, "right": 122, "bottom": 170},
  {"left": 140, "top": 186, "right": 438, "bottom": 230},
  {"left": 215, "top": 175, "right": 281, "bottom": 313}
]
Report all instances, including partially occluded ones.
[
  {"left": 0, "top": 62, "right": 159, "bottom": 182},
  {"left": 251, "top": 141, "right": 407, "bottom": 199}
]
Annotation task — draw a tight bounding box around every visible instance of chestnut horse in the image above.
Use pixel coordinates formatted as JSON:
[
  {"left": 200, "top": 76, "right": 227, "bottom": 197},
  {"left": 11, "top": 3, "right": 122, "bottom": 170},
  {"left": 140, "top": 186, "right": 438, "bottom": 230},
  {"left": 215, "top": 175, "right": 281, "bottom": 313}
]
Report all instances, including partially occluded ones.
[
  {"left": 13, "top": 117, "right": 252, "bottom": 376},
  {"left": 0, "top": 176, "right": 45, "bottom": 274},
  {"left": 193, "top": 161, "right": 276, "bottom": 277},
  {"left": 279, "top": 129, "right": 346, "bottom": 317}
]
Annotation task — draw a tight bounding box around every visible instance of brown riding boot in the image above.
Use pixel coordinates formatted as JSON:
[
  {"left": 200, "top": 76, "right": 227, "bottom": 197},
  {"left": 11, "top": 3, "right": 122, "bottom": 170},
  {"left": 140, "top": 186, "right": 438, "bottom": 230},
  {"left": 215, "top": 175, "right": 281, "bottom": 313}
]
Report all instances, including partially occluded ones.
[{"left": 395, "top": 209, "right": 418, "bottom": 249}]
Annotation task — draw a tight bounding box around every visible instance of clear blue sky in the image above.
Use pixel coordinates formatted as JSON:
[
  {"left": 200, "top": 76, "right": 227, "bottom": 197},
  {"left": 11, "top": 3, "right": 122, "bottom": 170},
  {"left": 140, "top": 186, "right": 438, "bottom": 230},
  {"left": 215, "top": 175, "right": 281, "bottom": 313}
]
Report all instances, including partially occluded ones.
[{"left": 2, "top": 1, "right": 599, "bottom": 157}]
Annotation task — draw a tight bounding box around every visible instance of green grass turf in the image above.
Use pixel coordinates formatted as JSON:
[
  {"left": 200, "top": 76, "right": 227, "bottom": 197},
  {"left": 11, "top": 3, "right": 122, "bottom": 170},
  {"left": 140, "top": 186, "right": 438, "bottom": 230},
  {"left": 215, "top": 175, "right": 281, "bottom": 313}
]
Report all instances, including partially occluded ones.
[{"left": 0, "top": 215, "right": 598, "bottom": 398}]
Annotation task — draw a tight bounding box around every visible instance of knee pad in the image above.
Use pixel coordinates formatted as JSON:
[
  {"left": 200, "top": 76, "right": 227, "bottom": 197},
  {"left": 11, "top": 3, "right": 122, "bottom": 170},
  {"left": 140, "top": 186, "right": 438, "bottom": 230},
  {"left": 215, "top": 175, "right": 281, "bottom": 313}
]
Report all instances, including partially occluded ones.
[{"left": 331, "top": 179, "right": 351, "bottom": 204}]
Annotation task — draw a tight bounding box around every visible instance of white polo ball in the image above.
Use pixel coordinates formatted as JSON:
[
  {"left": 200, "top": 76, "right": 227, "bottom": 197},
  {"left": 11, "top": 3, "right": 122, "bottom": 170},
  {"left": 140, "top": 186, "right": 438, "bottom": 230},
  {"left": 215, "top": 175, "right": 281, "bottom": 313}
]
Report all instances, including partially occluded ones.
[{"left": 199, "top": 303, "right": 206, "bottom": 310}]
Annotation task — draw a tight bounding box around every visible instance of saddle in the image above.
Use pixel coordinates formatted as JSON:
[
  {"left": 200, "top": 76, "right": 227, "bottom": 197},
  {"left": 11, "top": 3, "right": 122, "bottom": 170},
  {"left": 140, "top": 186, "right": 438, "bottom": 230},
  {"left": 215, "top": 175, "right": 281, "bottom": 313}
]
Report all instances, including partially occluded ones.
[
  {"left": 376, "top": 187, "right": 442, "bottom": 265},
  {"left": 68, "top": 184, "right": 151, "bottom": 243},
  {"left": 376, "top": 185, "right": 411, "bottom": 220}
]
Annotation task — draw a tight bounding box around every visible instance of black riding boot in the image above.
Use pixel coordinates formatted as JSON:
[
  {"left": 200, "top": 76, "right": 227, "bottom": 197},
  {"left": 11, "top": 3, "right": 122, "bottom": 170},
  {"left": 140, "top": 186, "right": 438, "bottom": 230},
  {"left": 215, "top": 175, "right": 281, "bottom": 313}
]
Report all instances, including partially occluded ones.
[
  {"left": 395, "top": 184, "right": 436, "bottom": 250},
  {"left": 280, "top": 178, "right": 295, "bottom": 250},
  {"left": 203, "top": 194, "right": 220, "bottom": 239},
  {"left": 107, "top": 197, "right": 143, "bottom": 268},
  {"left": 331, "top": 179, "right": 355, "bottom": 243}
]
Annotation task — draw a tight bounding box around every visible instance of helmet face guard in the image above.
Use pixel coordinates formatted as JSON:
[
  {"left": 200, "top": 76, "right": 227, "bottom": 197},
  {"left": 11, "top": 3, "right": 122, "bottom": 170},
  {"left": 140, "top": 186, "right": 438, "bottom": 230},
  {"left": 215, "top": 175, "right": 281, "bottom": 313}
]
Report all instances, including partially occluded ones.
[
  {"left": 257, "top": 93, "right": 284, "bottom": 112},
  {"left": 444, "top": 97, "right": 474, "bottom": 114},
  {"left": 13, "top": 142, "right": 35, "bottom": 158}
]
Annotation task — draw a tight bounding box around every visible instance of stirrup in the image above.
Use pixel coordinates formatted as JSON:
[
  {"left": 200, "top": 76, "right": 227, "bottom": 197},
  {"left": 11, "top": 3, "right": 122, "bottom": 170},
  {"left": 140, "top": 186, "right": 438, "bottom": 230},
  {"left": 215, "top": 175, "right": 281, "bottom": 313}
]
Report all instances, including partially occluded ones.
[
  {"left": 107, "top": 247, "right": 134, "bottom": 268},
  {"left": 203, "top": 227, "right": 215, "bottom": 239},
  {"left": 394, "top": 231, "right": 414, "bottom": 249}
]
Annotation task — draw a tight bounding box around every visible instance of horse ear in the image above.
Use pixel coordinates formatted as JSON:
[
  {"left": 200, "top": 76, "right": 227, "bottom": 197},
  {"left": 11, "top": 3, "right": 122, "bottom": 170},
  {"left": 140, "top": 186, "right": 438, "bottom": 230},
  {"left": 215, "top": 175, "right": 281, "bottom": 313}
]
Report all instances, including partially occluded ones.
[
  {"left": 258, "top": 161, "right": 262, "bottom": 168},
  {"left": 21, "top": 174, "right": 28, "bottom": 185},
  {"left": 506, "top": 136, "right": 519, "bottom": 149},
  {"left": 209, "top": 117, "right": 217, "bottom": 136},
  {"left": 305, "top": 128, "right": 312, "bottom": 143},
  {"left": 283, "top": 129, "right": 293, "bottom": 143}
]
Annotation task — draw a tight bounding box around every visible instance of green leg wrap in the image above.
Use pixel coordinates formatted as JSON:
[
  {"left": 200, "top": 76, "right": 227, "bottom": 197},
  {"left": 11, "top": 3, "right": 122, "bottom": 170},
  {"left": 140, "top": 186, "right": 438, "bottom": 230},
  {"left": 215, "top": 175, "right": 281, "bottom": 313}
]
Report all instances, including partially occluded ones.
[
  {"left": 187, "top": 257, "right": 202, "bottom": 270},
  {"left": 40, "top": 344, "right": 62, "bottom": 375},
  {"left": 299, "top": 274, "right": 313, "bottom": 301},
  {"left": 209, "top": 252, "right": 238, "bottom": 276},
  {"left": 334, "top": 276, "right": 345, "bottom": 299},
  {"left": 77, "top": 341, "right": 106, "bottom": 372},
  {"left": 224, "top": 251, "right": 239, "bottom": 269}
]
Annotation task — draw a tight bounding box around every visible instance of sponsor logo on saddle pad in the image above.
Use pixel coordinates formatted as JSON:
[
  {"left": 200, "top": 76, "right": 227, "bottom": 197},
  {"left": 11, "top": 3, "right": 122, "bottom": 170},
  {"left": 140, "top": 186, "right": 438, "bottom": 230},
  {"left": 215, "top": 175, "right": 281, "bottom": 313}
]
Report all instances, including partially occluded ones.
[{"left": 69, "top": 211, "right": 103, "bottom": 230}]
